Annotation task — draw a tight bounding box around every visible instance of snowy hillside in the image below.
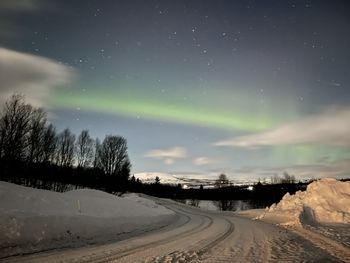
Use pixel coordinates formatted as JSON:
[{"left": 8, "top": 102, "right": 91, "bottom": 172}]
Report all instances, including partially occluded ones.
[
  {"left": 257, "top": 178, "right": 350, "bottom": 225},
  {"left": 0, "top": 182, "right": 175, "bottom": 258}
]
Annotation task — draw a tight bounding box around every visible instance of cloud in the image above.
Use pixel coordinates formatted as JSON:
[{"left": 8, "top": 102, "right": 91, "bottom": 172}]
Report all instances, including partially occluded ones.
[
  {"left": 0, "top": 47, "right": 75, "bottom": 107},
  {"left": 143, "top": 146, "right": 187, "bottom": 165},
  {"left": 232, "top": 158, "right": 350, "bottom": 181},
  {"left": 193, "top": 156, "right": 218, "bottom": 166},
  {"left": 289, "top": 159, "right": 350, "bottom": 179},
  {"left": 164, "top": 158, "right": 175, "bottom": 165},
  {"left": 206, "top": 158, "right": 350, "bottom": 182},
  {"left": 214, "top": 107, "right": 350, "bottom": 148},
  {"left": 0, "top": 0, "right": 43, "bottom": 12},
  {"left": 0, "top": 0, "right": 54, "bottom": 39}
]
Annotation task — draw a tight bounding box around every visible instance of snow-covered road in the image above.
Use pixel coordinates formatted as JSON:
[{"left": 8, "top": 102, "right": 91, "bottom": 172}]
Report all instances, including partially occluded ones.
[{"left": 2, "top": 197, "right": 343, "bottom": 263}]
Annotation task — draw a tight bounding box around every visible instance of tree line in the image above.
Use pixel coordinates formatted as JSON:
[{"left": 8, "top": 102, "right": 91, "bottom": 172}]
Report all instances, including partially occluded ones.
[
  {"left": 0, "top": 94, "right": 131, "bottom": 192},
  {"left": 142, "top": 177, "right": 308, "bottom": 210}
]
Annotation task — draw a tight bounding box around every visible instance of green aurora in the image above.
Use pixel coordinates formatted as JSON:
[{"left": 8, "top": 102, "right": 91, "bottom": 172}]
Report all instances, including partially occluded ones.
[
  {"left": 53, "top": 90, "right": 281, "bottom": 132},
  {"left": 52, "top": 90, "right": 350, "bottom": 166}
]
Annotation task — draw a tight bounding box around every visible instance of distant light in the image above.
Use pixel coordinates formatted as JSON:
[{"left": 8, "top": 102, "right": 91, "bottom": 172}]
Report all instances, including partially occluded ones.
[
  {"left": 247, "top": 186, "right": 254, "bottom": 191},
  {"left": 183, "top": 184, "right": 188, "bottom": 189}
]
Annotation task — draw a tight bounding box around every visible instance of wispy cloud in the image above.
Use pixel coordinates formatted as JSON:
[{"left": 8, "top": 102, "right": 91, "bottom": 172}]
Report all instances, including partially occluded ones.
[
  {"left": 143, "top": 146, "right": 187, "bottom": 165},
  {"left": 0, "top": 0, "right": 43, "bottom": 12},
  {"left": 0, "top": 47, "right": 75, "bottom": 107},
  {"left": 214, "top": 107, "right": 350, "bottom": 148},
  {"left": 193, "top": 156, "right": 219, "bottom": 166},
  {"left": 283, "top": 160, "right": 350, "bottom": 179},
  {"left": 231, "top": 158, "right": 350, "bottom": 181},
  {"left": 0, "top": 0, "right": 54, "bottom": 39}
]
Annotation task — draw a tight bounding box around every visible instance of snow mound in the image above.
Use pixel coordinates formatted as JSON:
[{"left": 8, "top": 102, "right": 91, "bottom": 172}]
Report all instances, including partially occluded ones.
[
  {"left": 0, "top": 181, "right": 175, "bottom": 258},
  {"left": 123, "top": 193, "right": 164, "bottom": 210},
  {"left": 259, "top": 178, "right": 350, "bottom": 225}
]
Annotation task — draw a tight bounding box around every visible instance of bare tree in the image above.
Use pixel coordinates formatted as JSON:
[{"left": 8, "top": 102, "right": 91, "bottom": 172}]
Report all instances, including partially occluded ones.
[
  {"left": 76, "top": 129, "right": 94, "bottom": 168},
  {"left": 213, "top": 174, "right": 231, "bottom": 211},
  {"left": 27, "top": 108, "right": 47, "bottom": 163},
  {"left": 97, "top": 135, "right": 129, "bottom": 175},
  {"left": 270, "top": 172, "right": 296, "bottom": 184},
  {"left": 119, "top": 156, "right": 131, "bottom": 181},
  {"left": 57, "top": 128, "right": 75, "bottom": 167},
  {"left": 0, "top": 94, "right": 32, "bottom": 161},
  {"left": 0, "top": 125, "right": 4, "bottom": 160},
  {"left": 270, "top": 174, "right": 280, "bottom": 184},
  {"left": 93, "top": 137, "right": 101, "bottom": 168},
  {"left": 281, "top": 171, "right": 296, "bottom": 184},
  {"left": 189, "top": 199, "right": 200, "bottom": 207},
  {"left": 213, "top": 199, "right": 235, "bottom": 211},
  {"left": 42, "top": 124, "right": 57, "bottom": 163},
  {"left": 215, "top": 173, "right": 229, "bottom": 188},
  {"left": 155, "top": 176, "right": 160, "bottom": 184}
]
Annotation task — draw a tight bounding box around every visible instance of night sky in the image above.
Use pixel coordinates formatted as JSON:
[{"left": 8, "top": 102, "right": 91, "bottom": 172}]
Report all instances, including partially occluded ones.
[{"left": 1, "top": 0, "right": 350, "bottom": 183}]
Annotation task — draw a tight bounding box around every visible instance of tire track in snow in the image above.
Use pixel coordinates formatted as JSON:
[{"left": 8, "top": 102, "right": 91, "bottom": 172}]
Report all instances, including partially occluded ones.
[
  {"left": 148, "top": 216, "right": 235, "bottom": 263},
  {"left": 2, "top": 197, "right": 344, "bottom": 263},
  {"left": 197, "top": 217, "right": 235, "bottom": 255},
  {"left": 0, "top": 207, "right": 191, "bottom": 263},
  {"left": 71, "top": 206, "right": 214, "bottom": 263},
  {"left": 290, "top": 226, "right": 350, "bottom": 262}
]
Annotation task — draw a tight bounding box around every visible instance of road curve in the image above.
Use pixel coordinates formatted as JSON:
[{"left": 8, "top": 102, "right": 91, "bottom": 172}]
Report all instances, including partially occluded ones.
[{"left": 2, "top": 197, "right": 341, "bottom": 263}]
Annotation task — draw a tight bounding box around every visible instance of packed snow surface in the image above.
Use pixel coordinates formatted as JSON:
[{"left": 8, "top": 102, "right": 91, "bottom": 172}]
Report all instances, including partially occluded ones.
[
  {"left": 1, "top": 181, "right": 348, "bottom": 262},
  {"left": 259, "top": 178, "right": 350, "bottom": 225},
  {"left": 0, "top": 181, "right": 174, "bottom": 258}
]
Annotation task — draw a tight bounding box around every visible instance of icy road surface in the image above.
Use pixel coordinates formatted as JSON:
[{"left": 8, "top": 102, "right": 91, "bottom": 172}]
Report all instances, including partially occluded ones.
[{"left": 3, "top": 197, "right": 346, "bottom": 263}]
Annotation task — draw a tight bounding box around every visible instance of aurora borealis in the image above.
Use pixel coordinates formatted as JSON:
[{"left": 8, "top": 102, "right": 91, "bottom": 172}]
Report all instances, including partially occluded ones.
[
  {"left": 52, "top": 90, "right": 279, "bottom": 131},
  {"left": 1, "top": 0, "right": 350, "bottom": 183}
]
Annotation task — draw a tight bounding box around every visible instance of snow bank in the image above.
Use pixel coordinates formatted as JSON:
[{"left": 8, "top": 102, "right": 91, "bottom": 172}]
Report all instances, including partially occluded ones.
[
  {"left": 258, "top": 178, "right": 350, "bottom": 225},
  {"left": 0, "top": 182, "right": 175, "bottom": 258}
]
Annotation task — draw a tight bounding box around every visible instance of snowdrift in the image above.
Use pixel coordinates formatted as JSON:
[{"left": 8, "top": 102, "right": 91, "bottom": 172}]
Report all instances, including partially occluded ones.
[
  {"left": 258, "top": 178, "right": 350, "bottom": 225},
  {"left": 0, "top": 182, "right": 175, "bottom": 258}
]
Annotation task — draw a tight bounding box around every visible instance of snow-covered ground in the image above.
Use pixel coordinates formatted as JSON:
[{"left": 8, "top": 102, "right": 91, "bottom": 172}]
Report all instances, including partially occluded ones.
[
  {"left": 1, "top": 179, "right": 349, "bottom": 262},
  {"left": 240, "top": 178, "right": 350, "bottom": 261},
  {"left": 255, "top": 178, "right": 350, "bottom": 226},
  {"left": 0, "top": 181, "right": 175, "bottom": 258}
]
